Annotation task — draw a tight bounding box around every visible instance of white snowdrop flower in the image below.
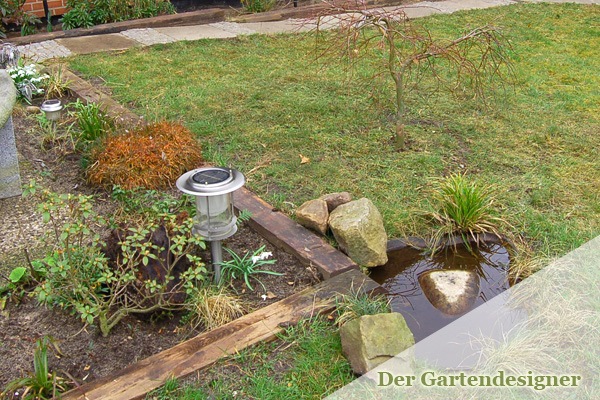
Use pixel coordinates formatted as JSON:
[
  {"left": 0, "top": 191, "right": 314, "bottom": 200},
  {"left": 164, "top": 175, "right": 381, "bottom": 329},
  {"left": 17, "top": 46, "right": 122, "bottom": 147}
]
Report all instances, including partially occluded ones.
[{"left": 251, "top": 251, "right": 273, "bottom": 264}]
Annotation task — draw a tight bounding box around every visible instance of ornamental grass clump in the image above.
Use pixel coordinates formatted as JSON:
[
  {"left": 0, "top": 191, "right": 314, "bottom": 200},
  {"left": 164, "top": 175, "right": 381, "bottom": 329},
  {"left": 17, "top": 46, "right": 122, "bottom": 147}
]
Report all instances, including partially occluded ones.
[
  {"left": 427, "top": 172, "right": 506, "bottom": 253},
  {"left": 87, "top": 121, "right": 202, "bottom": 190}
]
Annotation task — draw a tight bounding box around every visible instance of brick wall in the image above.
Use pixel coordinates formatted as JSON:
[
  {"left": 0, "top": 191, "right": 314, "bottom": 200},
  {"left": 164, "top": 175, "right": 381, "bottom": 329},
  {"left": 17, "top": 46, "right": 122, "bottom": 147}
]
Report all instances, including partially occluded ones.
[{"left": 23, "top": 0, "right": 69, "bottom": 18}]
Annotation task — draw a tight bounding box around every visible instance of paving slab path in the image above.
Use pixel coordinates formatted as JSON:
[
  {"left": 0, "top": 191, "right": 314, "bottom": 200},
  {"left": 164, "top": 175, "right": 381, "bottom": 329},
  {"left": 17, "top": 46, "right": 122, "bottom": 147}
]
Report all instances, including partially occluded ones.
[{"left": 16, "top": 0, "right": 598, "bottom": 61}]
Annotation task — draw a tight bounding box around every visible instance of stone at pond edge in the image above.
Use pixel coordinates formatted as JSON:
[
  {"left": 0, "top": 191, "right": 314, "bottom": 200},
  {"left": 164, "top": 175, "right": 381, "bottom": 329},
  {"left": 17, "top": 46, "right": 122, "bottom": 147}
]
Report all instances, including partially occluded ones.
[
  {"left": 0, "top": 70, "right": 21, "bottom": 199},
  {"left": 296, "top": 198, "right": 329, "bottom": 235},
  {"left": 419, "top": 269, "right": 480, "bottom": 315},
  {"left": 320, "top": 192, "right": 352, "bottom": 212},
  {"left": 328, "top": 198, "right": 388, "bottom": 267},
  {"left": 340, "top": 313, "right": 415, "bottom": 375}
]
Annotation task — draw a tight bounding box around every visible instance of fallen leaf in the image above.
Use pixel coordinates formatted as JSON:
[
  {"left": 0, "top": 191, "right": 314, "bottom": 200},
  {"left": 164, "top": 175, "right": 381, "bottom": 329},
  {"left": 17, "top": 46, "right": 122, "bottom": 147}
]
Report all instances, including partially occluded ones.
[
  {"left": 84, "top": 365, "right": 91, "bottom": 371},
  {"left": 299, "top": 154, "right": 310, "bottom": 164},
  {"left": 287, "top": 281, "right": 295, "bottom": 286},
  {"left": 266, "top": 291, "right": 277, "bottom": 299}
]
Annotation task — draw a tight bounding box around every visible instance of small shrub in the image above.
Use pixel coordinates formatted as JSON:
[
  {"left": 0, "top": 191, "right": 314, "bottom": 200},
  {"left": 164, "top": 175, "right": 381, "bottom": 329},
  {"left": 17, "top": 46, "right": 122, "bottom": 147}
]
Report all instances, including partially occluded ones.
[
  {"left": 87, "top": 121, "right": 203, "bottom": 190},
  {"left": 427, "top": 172, "right": 506, "bottom": 252},
  {"left": 44, "top": 65, "right": 71, "bottom": 99},
  {"left": 241, "top": 0, "right": 275, "bottom": 13},
  {"left": 2, "top": 336, "right": 69, "bottom": 399},
  {"left": 25, "top": 181, "right": 208, "bottom": 337},
  {"left": 0, "top": 0, "right": 40, "bottom": 37},
  {"left": 335, "top": 287, "right": 390, "bottom": 326},
  {"left": 218, "top": 245, "right": 282, "bottom": 291},
  {"left": 185, "top": 286, "right": 245, "bottom": 331}
]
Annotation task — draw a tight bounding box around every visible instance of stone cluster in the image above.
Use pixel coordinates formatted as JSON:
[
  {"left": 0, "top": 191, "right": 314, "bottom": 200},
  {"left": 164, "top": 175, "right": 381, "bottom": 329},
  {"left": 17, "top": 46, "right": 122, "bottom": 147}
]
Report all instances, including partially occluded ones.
[{"left": 296, "top": 192, "right": 388, "bottom": 267}]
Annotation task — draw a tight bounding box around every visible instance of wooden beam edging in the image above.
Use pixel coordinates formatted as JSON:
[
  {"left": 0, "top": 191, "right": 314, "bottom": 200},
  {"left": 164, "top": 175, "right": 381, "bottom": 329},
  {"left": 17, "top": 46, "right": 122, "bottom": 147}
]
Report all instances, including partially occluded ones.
[
  {"left": 234, "top": 187, "right": 358, "bottom": 279},
  {"left": 58, "top": 68, "right": 146, "bottom": 127},
  {"left": 9, "top": 9, "right": 226, "bottom": 46},
  {"left": 61, "top": 269, "right": 378, "bottom": 400}
]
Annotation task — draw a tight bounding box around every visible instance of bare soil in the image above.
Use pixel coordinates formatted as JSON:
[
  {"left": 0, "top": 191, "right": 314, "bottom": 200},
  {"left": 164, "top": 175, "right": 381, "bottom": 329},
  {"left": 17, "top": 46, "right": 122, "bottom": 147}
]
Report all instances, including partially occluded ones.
[{"left": 0, "top": 101, "right": 319, "bottom": 390}]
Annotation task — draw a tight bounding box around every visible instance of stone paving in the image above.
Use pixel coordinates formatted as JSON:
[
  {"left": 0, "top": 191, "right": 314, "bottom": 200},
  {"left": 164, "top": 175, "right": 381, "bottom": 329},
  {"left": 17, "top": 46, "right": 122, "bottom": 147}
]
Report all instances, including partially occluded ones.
[{"left": 15, "top": 0, "right": 599, "bottom": 62}]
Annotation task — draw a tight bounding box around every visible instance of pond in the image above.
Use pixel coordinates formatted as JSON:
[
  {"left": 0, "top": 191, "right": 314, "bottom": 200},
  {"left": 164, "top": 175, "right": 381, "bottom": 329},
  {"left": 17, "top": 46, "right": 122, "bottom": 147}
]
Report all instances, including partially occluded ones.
[{"left": 369, "top": 239, "right": 511, "bottom": 341}]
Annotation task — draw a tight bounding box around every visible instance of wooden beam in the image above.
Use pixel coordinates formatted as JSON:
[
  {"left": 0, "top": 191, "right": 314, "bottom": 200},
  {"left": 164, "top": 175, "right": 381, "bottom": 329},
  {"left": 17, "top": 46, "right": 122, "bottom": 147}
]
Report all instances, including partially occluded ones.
[
  {"left": 62, "top": 269, "right": 378, "bottom": 400},
  {"left": 234, "top": 187, "right": 358, "bottom": 279}
]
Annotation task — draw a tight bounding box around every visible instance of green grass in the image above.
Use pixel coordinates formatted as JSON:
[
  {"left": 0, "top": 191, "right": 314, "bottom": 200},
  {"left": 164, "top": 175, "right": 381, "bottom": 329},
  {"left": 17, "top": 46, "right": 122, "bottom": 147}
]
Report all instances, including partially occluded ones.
[
  {"left": 146, "top": 318, "right": 354, "bottom": 399},
  {"left": 69, "top": 3, "right": 599, "bottom": 256}
]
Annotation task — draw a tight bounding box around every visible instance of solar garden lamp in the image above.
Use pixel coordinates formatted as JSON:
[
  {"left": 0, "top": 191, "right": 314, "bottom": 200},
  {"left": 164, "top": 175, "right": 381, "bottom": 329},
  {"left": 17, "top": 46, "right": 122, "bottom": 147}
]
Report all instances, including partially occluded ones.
[
  {"left": 40, "top": 99, "right": 63, "bottom": 121},
  {"left": 176, "top": 167, "right": 245, "bottom": 283}
]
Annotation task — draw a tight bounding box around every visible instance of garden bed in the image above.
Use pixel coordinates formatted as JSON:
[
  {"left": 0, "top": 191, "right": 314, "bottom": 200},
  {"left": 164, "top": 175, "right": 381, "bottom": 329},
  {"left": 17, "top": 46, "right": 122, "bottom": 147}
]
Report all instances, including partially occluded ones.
[{"left": 0, "top": 90, "right": 356, "bottom": 393}]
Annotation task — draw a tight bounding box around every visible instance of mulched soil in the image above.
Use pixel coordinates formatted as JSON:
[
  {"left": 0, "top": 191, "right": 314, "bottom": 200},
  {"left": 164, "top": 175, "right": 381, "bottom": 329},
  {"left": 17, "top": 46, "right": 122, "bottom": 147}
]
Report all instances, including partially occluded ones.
[{"left": 0, "top": 99, "right": 320, "bottom": 390}]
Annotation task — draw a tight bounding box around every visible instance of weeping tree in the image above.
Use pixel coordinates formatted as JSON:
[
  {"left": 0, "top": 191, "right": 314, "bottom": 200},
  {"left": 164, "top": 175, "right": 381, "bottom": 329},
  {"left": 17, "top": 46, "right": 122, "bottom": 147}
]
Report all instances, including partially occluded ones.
[{"left": 315, "top": 1, "right": 514, "bottom": 149}]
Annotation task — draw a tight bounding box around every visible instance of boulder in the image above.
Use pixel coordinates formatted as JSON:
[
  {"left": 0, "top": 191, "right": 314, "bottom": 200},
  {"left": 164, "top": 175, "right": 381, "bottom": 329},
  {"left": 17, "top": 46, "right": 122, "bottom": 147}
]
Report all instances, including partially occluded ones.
[
  {"left": 419, "top": 269, "right": 480, "bottom": 315},
  {"left": 296, "top": 199, "right": 329, "bottom": 235},
  {"left": 340, "top": 313, "right": 415, "bottom": 375},
  {"left": 328, "top": 198, "right": 388, "bottom": 267},
  {"left": 319, "top": 191, "right": 352, "bottom": 212},
  {"left": 0, "top": 70, "right": 21, "bottom": 199}
]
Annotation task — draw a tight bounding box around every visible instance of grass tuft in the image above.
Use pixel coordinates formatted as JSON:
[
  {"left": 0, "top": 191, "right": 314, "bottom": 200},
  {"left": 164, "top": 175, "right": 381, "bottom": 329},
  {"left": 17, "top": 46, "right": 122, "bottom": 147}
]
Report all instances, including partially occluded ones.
[{"left": 185, "top": 286, "right": 245, "bottom": 331}]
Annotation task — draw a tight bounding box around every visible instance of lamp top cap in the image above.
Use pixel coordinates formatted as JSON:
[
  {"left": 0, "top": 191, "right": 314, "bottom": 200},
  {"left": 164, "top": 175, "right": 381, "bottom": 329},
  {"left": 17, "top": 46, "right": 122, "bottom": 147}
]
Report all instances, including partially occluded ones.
[
  {"left": 176, "top": 167, "right": 245, "bottom": 196},
  {"left": 40, "top": 99, "right": 63, "bottom": 112}
]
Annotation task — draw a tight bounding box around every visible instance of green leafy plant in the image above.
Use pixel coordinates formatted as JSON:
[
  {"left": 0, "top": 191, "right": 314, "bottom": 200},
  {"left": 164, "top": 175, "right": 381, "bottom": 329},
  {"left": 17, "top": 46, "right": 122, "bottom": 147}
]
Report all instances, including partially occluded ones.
[
  {"left": 44, "top": 64, "right": 71, "bottom": 99},
  {"left": 241, "top": 0, "right": 275, "bottom": 13},
  {"left": 218, "top": 245, "right": 282, "bottom": 291},
  {"left": 71, "top": 99, "right": 114, "bottom": 142},
  {"left": 427, "top": 172, "right": 506, "bottom": 253},
  {"left": 62, "top": 0, "right": 175, "bottom": 30},
  {"left": 110, "top": 184, "right": 192, "bottom": 223},
  {"left": 335, "top": 286, "right": 390, "bottom": 326},
  {"left": 2, "top": 336, "right": 69, "bottom": 399},
  {"left": 6, "top": 62, "right": 48, "bottom": 103},
  {"left": 1, "top": 0, "right": 40, "bottom": 37},
  {"left": 25, "top": 181, "right": 209, "bottom": 336},
  {"left": 236, "top": 209, "right": 253, "bottom": 226}
]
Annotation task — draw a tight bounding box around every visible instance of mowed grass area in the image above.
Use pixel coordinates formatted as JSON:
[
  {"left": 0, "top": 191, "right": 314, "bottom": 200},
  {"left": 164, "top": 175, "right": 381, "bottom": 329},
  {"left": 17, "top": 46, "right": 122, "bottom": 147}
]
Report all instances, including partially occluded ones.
[{"left": 69, "top": 2, "right": 599, "bottom": 256}]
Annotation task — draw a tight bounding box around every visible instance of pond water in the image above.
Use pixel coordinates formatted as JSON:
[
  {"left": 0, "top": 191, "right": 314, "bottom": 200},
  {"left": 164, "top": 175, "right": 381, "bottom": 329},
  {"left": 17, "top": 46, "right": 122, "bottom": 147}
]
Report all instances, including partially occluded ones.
[{"left": 369, "top": 241, "right": 511, "bottom": 342}]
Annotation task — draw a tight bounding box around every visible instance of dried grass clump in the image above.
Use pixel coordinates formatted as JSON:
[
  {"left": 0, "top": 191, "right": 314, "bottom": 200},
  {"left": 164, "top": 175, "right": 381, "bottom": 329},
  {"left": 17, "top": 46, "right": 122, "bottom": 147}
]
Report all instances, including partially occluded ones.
[
  {"left": 87, "top": 121, "right": 202, "bottom": 189},
  {"left": 186, "top": 286, "right": 245, "bottom": 331}
]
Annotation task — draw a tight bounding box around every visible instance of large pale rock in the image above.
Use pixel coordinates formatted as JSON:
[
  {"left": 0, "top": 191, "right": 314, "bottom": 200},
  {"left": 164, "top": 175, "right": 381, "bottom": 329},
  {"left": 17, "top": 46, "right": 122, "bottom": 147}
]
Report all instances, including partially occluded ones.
[
  {"left": 419, "top": 270, "right": 480, "bottom": 315},
  {"left": 319, "top": 191, "right": 352, "bottom": 212},
  {"left": 340, "top": 313, "right": 415, "bottom": 375},
  {"left": 328, "top": 198, "right": 388, "bottom": 267},
  {"left": 296, "top": 199, "right": 329, "bottom": 235},
  {"left": 0, "top": 70, "right": 21, "bottom": 199}
]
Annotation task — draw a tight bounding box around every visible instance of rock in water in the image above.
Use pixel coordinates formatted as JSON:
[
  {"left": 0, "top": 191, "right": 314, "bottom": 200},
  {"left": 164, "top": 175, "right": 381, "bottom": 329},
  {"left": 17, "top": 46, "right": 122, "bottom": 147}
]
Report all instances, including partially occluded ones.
[
  {"left": 319, "top": 192, "right": 352, "bottom": 212},
  {"left": 296, "top": 199, "right": 329, "bottom": 235},
  {"left": 328, "top": 198, "right": 388, "bottom": 267},
  {"left": 340, "top": 313, "right": 415, "bottom": 375},
  {"left": 419, "top": 270, "right": 480, "bottom": 315}
]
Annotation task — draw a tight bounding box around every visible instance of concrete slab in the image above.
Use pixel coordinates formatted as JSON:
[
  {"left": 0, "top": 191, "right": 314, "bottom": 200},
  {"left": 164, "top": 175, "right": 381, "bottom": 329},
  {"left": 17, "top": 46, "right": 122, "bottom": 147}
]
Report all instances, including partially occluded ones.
[
  {"left": 240, "top": 19, "right": 313, "bottom": 35},
  {"left": 155, "top": 25, "right": 237, "bottom": 41},
  {"left": 56, "top": 34, "right": 140, "bottom": 54}
]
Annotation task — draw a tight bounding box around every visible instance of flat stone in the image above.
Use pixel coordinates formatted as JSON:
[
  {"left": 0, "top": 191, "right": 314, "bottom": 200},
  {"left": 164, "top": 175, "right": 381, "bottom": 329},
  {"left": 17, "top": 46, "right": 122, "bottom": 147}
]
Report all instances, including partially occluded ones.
[
  {"left": 56, "top": 34, "right": 140, "bottom": 54},
  {"left": 155, "top": 25, "right": 238, "bottom": 41},
  {"left": 296, "top": 199, "right": 329, "bottom": 235},
  {"left": 240, "top": 19, "right": 311, "bottom": 34},
  {"left": 0, "top": 116, "right": 22, "bottom": 199},
  {"left": 419, "top": 269, "right": 480, "bottom": 315},
  {"left": 120, "top": 28, "right": 177, "bottom": 45},
  {"left": 340, "top": 313, "right": 415, "bottom": 375}
]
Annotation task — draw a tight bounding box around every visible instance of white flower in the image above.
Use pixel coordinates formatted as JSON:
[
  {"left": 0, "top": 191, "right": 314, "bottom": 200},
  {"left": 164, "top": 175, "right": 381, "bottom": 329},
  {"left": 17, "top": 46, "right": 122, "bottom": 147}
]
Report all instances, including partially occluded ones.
[{"left": 251, "top": 251, "right": 272, "bottom": 264}]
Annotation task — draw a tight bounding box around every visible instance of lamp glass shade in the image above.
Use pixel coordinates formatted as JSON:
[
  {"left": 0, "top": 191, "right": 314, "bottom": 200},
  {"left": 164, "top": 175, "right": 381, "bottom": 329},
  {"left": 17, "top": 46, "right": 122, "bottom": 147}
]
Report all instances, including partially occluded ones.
[{"left": 194, "top": 193, "right": 236, "bottom": 239}]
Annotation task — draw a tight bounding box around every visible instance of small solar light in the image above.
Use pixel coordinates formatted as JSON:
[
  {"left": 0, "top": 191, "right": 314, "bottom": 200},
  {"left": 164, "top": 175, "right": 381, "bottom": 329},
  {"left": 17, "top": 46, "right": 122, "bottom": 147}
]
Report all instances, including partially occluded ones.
[
  {"left": 176, "top": 167, "right": 245, "bottom": 282},
  {"left": 40, "top": 99, "right": 63, "bottom": 121}
]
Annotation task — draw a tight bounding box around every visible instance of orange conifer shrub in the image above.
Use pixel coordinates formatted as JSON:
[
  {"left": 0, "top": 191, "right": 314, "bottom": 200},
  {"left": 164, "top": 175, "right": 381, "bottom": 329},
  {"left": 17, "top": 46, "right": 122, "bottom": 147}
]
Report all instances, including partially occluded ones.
[{"left": 88, "top": 122, "right": 203, "bottom": 189}]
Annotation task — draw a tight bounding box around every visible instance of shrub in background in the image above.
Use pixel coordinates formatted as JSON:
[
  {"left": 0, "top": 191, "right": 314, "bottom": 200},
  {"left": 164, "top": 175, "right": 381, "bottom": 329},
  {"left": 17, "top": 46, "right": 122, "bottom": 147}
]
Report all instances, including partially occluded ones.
[
  {"left": 87, "top": 121, "right": 203, "bottom": 190},
  {"left": 1, "top": 0, "right": 41, "bottom": 37},
  {"left": 62, "top": 0, "right": 176, "bottom": 30},
  {"left": 241, "top": 0, "right": 275, "bottom": 13}
]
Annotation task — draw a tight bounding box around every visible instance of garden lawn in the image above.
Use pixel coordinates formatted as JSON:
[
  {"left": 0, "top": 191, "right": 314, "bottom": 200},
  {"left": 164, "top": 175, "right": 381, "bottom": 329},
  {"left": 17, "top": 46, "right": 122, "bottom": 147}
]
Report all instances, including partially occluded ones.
[{"left": 69, "top": 2, "right": 599, "bottom": 257}]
